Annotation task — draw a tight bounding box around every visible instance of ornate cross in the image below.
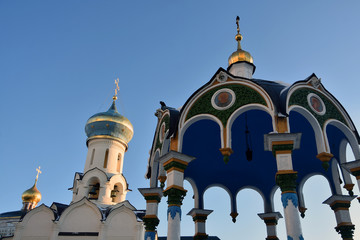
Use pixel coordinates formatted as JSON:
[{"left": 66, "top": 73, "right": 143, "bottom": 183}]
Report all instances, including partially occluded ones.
[
  {"left": 36, "top": 166, "right": 42, "bottom": 180},
  {"left": 236, "top": 16, "right": 240, "bottom": 34},
  {"left": 114, "top": 78, "right": 120, "bottom": 98}
]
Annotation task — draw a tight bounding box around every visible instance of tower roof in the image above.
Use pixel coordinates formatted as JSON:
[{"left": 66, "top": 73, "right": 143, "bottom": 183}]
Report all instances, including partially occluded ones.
[
  {"left": 85, "top": 100, "right": 134, "bottom": 147},
  {"left": 22, "top": 180, "right": 42, "bottom": 204}
]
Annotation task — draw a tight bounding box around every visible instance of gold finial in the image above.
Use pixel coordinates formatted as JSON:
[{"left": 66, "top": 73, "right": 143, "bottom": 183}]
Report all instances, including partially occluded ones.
[
  {"left": 113, "top": 78, "right": 120, "bottom": 101},
  {"left": 235, "top": 16, "right": 243, "bottom": 50},
  {"left": 35, "top": 166, "right": 42, "bottom": 181}
]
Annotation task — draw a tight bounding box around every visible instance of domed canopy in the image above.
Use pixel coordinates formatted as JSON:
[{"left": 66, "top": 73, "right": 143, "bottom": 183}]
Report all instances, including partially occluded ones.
[
  {"left": 85, "top": 101, "right": 134, "bottom": 146},
  {"left": 22, "top": 181, "right": 41, "bottom": 203},
  {"left": 228, "top": 17, "right": 253, "bottom": 66}
]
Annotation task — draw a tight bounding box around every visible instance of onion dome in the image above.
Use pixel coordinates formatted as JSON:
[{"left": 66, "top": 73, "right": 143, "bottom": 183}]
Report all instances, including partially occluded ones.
[
  {"left": 228, "top": 16, "right": 253, "bottom": 66},
  {"left": 22, "top": 180, "right": 41, "bottom": 204},
  {"left": 85, "top": 100, "right": 134, "bottom": 147}
]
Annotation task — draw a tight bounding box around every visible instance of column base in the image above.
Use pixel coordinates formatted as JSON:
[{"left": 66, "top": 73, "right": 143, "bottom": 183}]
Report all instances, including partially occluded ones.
[
  {"left": 335, "top": 224, "right": 355, "bottom": 240},
  {"left": 194, "top": 233, "right": 208, "bottom": 240},
  {"left": 266, "top": 237, "right": 279, "bottom": 240}
]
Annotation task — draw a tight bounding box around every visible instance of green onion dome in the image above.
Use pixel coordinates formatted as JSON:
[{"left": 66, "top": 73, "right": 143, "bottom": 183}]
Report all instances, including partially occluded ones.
[{"left": 85, "top": 101, "right": 134, "bottom": 147}]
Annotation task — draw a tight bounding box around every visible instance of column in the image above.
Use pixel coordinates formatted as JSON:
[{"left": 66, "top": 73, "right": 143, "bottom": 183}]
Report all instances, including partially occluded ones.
[
  {"left": 258, "top": 212, "right": 282, "bottom": 240},
  {"left": 187, "top": 208, "right": 213, "bottom": 240},
  {"left": 160, "top": 151, "right": 195, "bottom": 240},
  {"left": 323, "top": 195, "right": 356, "bottom": 240},
  {"left": 264, "top": 133, "right": 304, "bottom": 240},
  {"left": 138, "top": 187, "right": 163, "bottom": 240},
  {"left": 342, "top": 159, "right": 360, "bottom": 201}
]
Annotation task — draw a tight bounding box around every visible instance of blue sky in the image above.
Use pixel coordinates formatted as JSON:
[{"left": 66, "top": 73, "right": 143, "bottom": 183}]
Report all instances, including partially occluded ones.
[{"left": 1, "top": 1, "right": 360, "bottom": 239}]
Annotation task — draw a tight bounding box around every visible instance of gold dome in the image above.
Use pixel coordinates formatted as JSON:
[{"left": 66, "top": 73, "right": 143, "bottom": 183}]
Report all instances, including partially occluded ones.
[
  {"left": 228, "top": 17, "right": 253, "bottom": 66},
  {"left": 22, "top": 180, "right": 41, "bottom": 203}
]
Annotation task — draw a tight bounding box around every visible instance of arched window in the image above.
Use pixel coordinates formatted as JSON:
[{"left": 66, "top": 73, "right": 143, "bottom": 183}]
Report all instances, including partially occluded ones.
[
  {"left": 90, "top": 149, "right": 95, "bottom": 165},
  {"left": 117, "top": 153, "right": 121, "bottom": 172},
  {"left": 103, "top": 149, "right": 109, "bottom": 168}
]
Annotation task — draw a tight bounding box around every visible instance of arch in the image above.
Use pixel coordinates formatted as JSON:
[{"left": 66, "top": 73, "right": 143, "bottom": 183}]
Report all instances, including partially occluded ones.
[
  {"left": 227, "top": 105, "right": 275, "bottom": 149},
  {"left": 324, "top": 119, "right": 360, "bottom": 159},
  {"left": 184, "top": 177, "right": 199, "bottom": 208},
  {"left": 289, "top": 105, "right": 326, "bottom": 153},
  {"left": 58, "top": 198, "right": 103, "bottom": 232},
  {"left": 105, "top": 205, "right": 139, "bottom": 239},
  {"left": 235, "top": 186, "right": 267, "bottom": 212},
  {"left": 269, "top": 185, "right": 280, "bottom": 213},
  {"left": 297, "top": 172, "right": 334, "bottom": 207},
  {"left": 178, "top": 114, "right": 223, "bottom": 152},
  {"left": 149, "top": 149, "right": 161, "bottom": 188},
  {"left": 18, "top": 205, "right": 54, "bottom": 239},
  {"left": 179, "top": 78, "right": 275, "bottom": 130},
  {"left": 202, "top": 184, "right": 234, "bottom": 213}
]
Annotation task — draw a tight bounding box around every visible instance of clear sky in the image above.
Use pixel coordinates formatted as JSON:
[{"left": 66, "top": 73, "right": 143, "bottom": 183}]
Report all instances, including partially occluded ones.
[{"left": 1, "top": 1, "right": 360, "bottom": 239}]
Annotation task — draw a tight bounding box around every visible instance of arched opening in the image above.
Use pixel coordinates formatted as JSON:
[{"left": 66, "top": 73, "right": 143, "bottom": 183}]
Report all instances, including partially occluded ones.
[
  {"left": 235, "top": 188, "right": 267, "bottom": 239},
  {"left": 202, "top": 186, "right": 235, "bottom": 239},
  {"left": 300, "top": 175, "right": 338, "bottom": 239},
  {"left": 111, "top": 183, "right": 123, "bottom": 203},
  {"left": 87, "top": 177, "right": 100, "bottom": 200}
]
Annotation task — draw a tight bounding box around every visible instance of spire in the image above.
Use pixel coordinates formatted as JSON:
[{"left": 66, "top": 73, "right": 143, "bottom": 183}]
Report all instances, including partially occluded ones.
[
  {"left": 227, "top": 16, "right": 255, "bottom": 78},
  {"left": 235, "top": 16, "right": 243, "bottom": 50}
]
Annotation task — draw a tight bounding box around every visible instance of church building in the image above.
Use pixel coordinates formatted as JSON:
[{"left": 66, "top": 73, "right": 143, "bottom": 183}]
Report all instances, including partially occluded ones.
[{"left": 2, "top": 90, "right": 145, "bottom": 240}]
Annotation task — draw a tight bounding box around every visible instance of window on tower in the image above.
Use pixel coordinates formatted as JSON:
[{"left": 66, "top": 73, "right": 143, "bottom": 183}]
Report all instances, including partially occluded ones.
[
  {"left": 90, "top": 149, "right": 95, "bottom": 166},
  {"left": 117, "top": 153, "right": 121, "bottom": 172},
  {"left": 103, "top": 149, "right": 109, "bottom": 168}
]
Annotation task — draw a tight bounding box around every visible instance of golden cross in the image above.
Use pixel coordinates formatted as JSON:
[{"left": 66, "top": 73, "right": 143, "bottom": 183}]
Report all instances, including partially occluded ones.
[
  {"left": 236, "top": 16, "right": 240, "bottom": 34},
  {"left": 114, "top": 78, "right": 120, "bottom": 98},
  {"left": 36, "top": 166, "right": 42, "bottom": 180}
]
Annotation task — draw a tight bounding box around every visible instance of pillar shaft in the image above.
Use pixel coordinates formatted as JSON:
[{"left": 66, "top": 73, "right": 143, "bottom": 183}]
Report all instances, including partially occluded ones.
[
  {"left": 324, "top": 195, "right": 356, "bottom": 240},
  {"left": 139, "top": 187, "right": 163, "bottom": 240},
  {"left": 258, "top": 212, "right": 282, "bottom": 240},
  {"left": 160, "top": 151, "right": 195, "bottom": 240},
  {"left": 188, "top": 208, "right": 213, "bottom": 240},
  {"left": 264, "top": 133, "right": 304, "bottom": 240}
]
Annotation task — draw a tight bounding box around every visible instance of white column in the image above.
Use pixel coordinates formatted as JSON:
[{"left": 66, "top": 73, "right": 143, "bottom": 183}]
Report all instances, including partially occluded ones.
[
  {"left": 258, "top": 212, "right": 282, "bottom": 240},
  {"left": 264, "top": 133, "right": 304, "bottom": 240},
  {"left": 187, "top": 208, "right": 213, "bottom": 240},
  {"left": 323, "top": 195, "right": 356, "bottom": 240}
]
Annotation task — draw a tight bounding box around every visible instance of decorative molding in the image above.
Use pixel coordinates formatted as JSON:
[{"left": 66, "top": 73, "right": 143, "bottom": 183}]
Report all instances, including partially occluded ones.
[
  {"left": 167, "top": 206, "right": 181, "bottom": 220},
  {"left": 281, "top": 192, "right": 298, "bottom": 208},
  {"left": 288, "top": 88, "right": 347, "bottom": 128},
  {"left": 335, "top": 224, "right": 355, "bottom": 239},
  {"left": 185, "top": 84, "right": 267, "bottom": 127}
]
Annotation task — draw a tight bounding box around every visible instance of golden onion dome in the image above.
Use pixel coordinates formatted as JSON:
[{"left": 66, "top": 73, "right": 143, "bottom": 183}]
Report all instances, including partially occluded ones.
[
  {"left": 22, "top": 180, "right": 41, "bottom": 203},
  {"left": 228, "top": 17, "right": 253, "bottom": 66}
]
